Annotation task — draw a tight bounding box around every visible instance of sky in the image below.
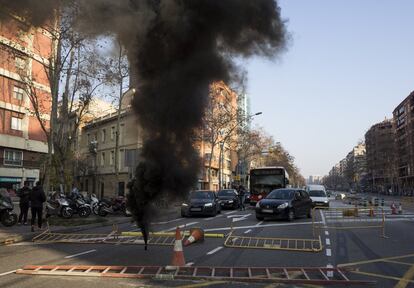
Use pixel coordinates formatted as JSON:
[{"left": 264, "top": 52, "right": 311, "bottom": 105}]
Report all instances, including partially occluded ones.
[{"left": 245, "top": 0, "right": 414, "bottom": 178}]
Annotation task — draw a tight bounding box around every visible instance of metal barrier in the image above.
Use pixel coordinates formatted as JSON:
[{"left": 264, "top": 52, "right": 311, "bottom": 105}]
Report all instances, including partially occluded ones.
[
  {"left": 312, "top": 207, "right": 386, "bottom": 238},
  {"left": 121, "top": 231, "right": 225, "bottom": 238},
  {"left": 224, "top": 230, "right": 323, "bottom": 253},
  {"left": 32, "top": 227, "right": 185, "bottom": 246},
  {"left": 32, "top": 229, "right": 113, "bottom": 244},
  {"left": 103, "top": 233, "right": 183, "bottom": 246},
  {"left": 16, "top": 264, "right": 375, "bottom": 285}
]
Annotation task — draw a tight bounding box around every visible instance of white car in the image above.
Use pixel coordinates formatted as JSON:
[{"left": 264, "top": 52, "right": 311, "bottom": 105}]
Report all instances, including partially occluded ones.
[{"left": 305, "top": 185, "right": 329, "bottom": 207}]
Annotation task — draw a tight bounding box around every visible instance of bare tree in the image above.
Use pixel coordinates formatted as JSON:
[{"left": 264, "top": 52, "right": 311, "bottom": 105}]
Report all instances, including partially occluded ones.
[
  {"left": 104, "top": 39, "right": 131, "bottom": 194},
  {"left": 251, "top": 131, "right": 305, "bottom": 187},
  {"left": 201, "top": 82, "right": 239, "bottom": 190},
  {"left": 6, "top": 7, "right": 110, "bottom": 192}
]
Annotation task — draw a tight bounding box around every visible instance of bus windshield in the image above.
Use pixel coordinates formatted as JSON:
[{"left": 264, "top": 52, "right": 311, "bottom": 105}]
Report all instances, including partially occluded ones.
[{"left": 250, "top": 169, "right": 286, "bottom": 194}]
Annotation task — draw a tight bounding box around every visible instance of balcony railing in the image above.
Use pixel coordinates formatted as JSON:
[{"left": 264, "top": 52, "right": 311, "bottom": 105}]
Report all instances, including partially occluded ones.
[{"left": 0, "top": 158, "right": 41, "bottom": 169}]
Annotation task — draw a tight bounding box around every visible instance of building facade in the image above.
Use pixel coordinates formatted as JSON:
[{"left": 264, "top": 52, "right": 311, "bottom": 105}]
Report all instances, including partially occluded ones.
[
  {"left": 197, "top": 81, "right": 239, "bottom": 191},
  {"left": 0, "top": 15, "right": 52, "bottom": 191},
  {"left": 76, "top": 107, "right": 143, "bottom": 198},
  {"left": 393, "top": 91, "right": 414, "bottom": 194},
  {"left": 365, "top": 119, "right": 396, "bottom": 194},
  {"left": 307, "top": 175, "right": 323, "bottom": 185}
]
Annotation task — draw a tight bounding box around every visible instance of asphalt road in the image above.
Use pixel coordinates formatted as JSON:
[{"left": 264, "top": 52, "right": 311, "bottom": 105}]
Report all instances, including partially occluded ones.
[{"left": 1, "top": 195, "right": 414, "bottom": 287}]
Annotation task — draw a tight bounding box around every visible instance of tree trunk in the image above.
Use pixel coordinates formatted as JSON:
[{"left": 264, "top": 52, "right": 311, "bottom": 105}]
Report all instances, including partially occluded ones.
[
  {"left": 207, "top": 143, "right": 215, "bottom": 190},
  {"left": 114, "top": 84, "right": 123, "bottom": 195}
]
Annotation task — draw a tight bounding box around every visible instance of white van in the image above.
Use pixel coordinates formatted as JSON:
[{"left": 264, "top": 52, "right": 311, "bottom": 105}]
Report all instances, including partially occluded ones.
[{"left": 306, "top": 185, "right": 329, "bottom": 207}]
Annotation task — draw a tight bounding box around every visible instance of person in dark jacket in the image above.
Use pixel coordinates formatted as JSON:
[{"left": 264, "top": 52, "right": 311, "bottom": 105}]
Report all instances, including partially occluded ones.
[
  {"left": 238, "top": 185, "right": 246, "bottom": 211},
  {"left": 30, "top": 181, "right": 46, "bottom": 232},
  {"left": 17, "top": 181, "right": 31, "bottom": 225}
]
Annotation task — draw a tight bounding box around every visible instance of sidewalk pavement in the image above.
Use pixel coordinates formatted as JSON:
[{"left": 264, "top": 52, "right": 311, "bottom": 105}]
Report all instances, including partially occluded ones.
[
  {"left": 0, "top": 204, "right": 181, "bottom": 245},
  {"left": 0, "top": 215, "right": 132, "bottom": 245}
]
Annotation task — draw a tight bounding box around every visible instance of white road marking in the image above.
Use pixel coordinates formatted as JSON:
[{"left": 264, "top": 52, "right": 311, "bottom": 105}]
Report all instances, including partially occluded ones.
[
  {"left": 319, "top": 210, "right": 326, "bottom": 226},
  {"left": 225, "top": 211, "right": 237, "bottom": 215},
  {"left": 185, "top": 262, "right": 194, "bottom": 267},
  {"left": 326, "top": 238, "right": 331, "bottom": 245},
  {"left": 227, "top": 214, "right": 250, "bottom": 218},
  {"left": 152, "top": 218, "right": 183, "bottom": 225},
  {"left": 0, "top": 270, "right": 16, "bottom": 277},
  {"left": 325, "top": 231, "right": 329, "bottom": 236},
  {"left": 327, "top": 264, "right": 334, "bottom": 278},
  {"left": 205, "top": 215, "right": 223, "bottom": 221},
  {"left": 255, "top": 221, "right": 263, "bottom": 226},
  {"left": 64, "top": 249, "right": 97, "bottom": 259},
  {"left": 206, "top": 246, "right": 224, "bottom": 255},
  {"left": 326, "top": 248, "right": 332, "bottom": 256},
  {"left": 204, "top": 221, "right": 318, "bottom": 232},
  {"left": 232, "top": 214, "right": 252, "bottom": 223},
  {"left": 244, "top": 229, "right": 252, "bottom": 234},
  {"left": 165, "top": 222, "right": 199, "bottom": 231}
]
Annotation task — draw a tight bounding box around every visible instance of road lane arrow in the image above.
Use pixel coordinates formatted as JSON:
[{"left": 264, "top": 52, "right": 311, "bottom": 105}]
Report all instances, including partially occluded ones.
[{"left": 231, "top": 214, "right": 251, "bottom": 222}]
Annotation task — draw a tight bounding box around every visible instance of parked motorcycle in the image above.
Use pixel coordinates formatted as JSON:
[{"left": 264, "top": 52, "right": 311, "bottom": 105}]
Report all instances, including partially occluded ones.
[
  {"left": 0, "top": 189, "right": 18, "bottom": 227},
  {"left": 46, "top": 192, "right": 73, "bottom": 219},
  {"left": 97, "top": 196, "right": 126, "bottom": 217},
  {"left": 67, "top": 194, "right": 91, "bottom": 218},
  {"left": 85, "top": 193, "right": 99, "bottom": 215}
]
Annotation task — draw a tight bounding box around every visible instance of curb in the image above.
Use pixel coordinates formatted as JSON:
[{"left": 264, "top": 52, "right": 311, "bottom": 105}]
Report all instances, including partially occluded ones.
[
  {"left": 0, "top": 234, "right": 26, "bottom": 245},
  {"left": 0, "top": 217, "right": 132, "bottom": 246}
]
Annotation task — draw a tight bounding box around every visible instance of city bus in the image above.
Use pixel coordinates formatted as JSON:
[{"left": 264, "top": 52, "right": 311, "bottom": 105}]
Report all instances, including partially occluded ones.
[{"left": 249, "top": 166, "right": 289, "bottom": 205}]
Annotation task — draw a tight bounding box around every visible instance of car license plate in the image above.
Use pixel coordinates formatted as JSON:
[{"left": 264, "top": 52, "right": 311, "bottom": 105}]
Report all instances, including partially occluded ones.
[
  {"left": 262, "top": 209, "right": 273, "bottom": 213},
  {"left": 190, "top": 208, "right": 202, "bottom": 212},
  {"left": 315, "top": 203, "right": 324, "bottom": 206}
]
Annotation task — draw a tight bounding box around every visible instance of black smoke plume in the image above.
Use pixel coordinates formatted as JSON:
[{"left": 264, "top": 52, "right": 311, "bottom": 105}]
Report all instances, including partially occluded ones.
[{"left": 0, "top": 0, "right": 287, "bottom": 247}]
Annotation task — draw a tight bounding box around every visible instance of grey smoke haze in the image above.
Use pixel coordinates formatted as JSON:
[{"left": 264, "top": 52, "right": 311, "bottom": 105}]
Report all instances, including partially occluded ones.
[{"left": 0, "top": 0, "right": 287, "bottom": 242}]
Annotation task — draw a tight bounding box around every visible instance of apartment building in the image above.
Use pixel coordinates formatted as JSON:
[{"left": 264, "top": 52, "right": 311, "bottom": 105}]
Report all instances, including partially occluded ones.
[
  {"left": 393, "top": 91, "right": 414, "bottom": 192},
  {"left": 197, "top": 81, "right": 238, "bottom": 191},
  {"left": 76, "top": 92, "right": 142, "bottom": 198},
  {"left": 0, "top": 14, "right": 52, "bottom": 191}
]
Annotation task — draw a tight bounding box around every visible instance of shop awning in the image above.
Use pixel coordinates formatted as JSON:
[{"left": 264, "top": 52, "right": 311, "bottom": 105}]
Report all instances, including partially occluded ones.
[{"left": 0, "top": 177, "right": 22, "bottom": 183}]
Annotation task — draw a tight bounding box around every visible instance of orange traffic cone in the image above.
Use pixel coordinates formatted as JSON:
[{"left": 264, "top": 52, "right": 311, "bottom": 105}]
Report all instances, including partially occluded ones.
[
  {"left": 168, "top": 227, "right": 186, "bottom": 268},
  {"left": 184, "top": 228, "right": 205, "bottom": 246}
]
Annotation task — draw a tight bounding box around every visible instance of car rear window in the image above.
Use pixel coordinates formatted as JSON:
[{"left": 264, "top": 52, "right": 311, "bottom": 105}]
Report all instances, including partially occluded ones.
[
  {"left": 266, "top": 189, "right": 294, "bottom": 200},
  {"left": 308, "top": 190, "right": 326, "bottom": 197},
  {"left": 218, "top": 190, "right": 236, "bottom": 196},
  {"left": 191, "top": 191, "right": 214, "bottom": 199}
]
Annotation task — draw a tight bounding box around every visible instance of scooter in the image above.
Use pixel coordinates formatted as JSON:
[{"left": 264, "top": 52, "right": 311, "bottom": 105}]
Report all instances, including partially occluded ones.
[
  {"left": 0, "top": 190, "right": 18, "bottom": 227},
  {"left": 85, "top": 193, "right": 99, "bottom": 215},
  {"left": 97, "top": 196, "right": 126, "bottom": 217},
  {"left": 46, "top": 192, "right": 73, "bottom": 219},
  {"left": 67, "top": 194, "right": 91, "bottom": 218}
]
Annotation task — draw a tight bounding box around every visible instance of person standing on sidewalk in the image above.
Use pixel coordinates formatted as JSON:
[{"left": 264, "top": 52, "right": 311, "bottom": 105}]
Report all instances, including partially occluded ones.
[
  {"left": 30, "top": 181, "right": 46, "bottom": 232},
  {"left": 17, "top": 181, "right": 31, "bottom": 225},
  {"left": 238, "top": 185, "right": 246, "bottom": 211}
]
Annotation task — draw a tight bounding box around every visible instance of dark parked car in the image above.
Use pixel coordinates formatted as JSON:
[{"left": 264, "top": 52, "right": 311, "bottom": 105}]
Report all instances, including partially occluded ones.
[
  {"left": 181, "top": 190, "right": 221, "bottom": 217},
  {"left": 255, "top": 188, "right": 313, "bottom": 221},
  {"left": 217, "top": 189, "right": 239, "bottom": 209}
]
